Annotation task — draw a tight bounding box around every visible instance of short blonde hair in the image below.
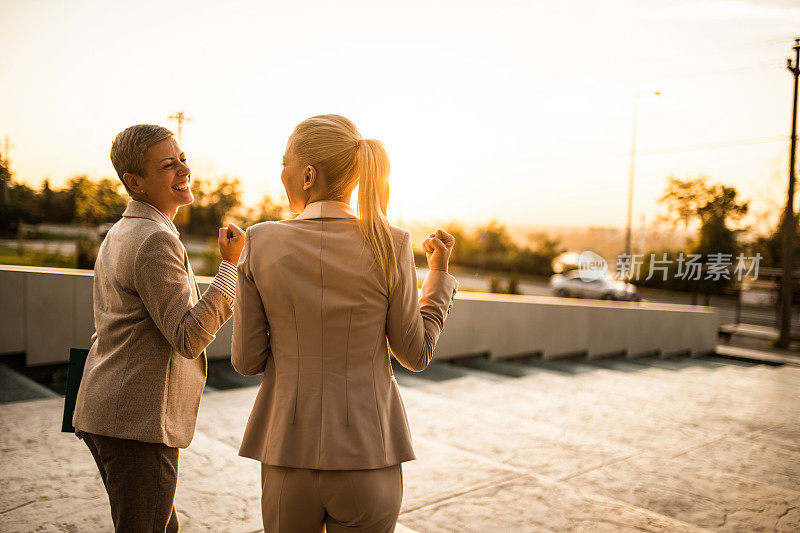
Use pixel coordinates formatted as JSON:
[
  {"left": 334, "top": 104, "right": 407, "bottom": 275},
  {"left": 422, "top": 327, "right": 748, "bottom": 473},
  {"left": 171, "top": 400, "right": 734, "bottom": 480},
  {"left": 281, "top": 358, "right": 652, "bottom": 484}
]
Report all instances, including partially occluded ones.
[{"left": 110, "top": 124, "right": 174, "bottom": 192}]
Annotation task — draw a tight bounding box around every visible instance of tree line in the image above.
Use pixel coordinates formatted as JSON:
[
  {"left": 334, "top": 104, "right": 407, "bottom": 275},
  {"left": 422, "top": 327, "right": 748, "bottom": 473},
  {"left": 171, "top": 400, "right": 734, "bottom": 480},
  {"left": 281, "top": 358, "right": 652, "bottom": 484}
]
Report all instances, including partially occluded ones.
[
  {"left": 0, "top": 170, "right": 287, "bottom": 236},
  {"left": 425, "top": 221, "right": 564, "bottom": 278},
  {"left": 3, "top": 160, "right": 794, "bottom": 293},
  {"left": 0, "top": 164, "right": 564, "bottom": 281}
]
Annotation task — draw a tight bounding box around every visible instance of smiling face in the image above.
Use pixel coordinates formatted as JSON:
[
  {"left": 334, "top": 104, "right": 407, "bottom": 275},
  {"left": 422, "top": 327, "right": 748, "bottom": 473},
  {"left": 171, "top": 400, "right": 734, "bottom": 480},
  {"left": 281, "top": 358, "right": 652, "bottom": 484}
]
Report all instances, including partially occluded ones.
[{"left": 124, "top": 136, "right": 193, "bottom": 219}]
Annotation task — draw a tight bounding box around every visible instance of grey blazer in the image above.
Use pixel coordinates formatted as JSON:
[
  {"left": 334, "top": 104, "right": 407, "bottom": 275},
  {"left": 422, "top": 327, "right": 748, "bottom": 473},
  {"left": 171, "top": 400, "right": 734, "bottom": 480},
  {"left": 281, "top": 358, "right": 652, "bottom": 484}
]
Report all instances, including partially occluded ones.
[
  {"left": 232, "top": 200, "right": 459, "bottom": 470},
  {"left": 73, "top": 200, "right": 232, "bottom": 448}
]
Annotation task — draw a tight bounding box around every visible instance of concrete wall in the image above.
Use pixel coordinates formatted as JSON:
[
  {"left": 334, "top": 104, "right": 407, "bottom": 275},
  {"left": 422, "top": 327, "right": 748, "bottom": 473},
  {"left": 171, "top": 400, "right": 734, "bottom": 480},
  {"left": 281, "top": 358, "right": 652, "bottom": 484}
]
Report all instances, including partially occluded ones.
[
  {"left": 0, "top": 265, "right": 718, "bottom": 366},
  {"left": 433, "top": 292, "right": 718, "bottom": 361},
  {"left": 0, "top": 266, "right": 96, "bottom": 365}
]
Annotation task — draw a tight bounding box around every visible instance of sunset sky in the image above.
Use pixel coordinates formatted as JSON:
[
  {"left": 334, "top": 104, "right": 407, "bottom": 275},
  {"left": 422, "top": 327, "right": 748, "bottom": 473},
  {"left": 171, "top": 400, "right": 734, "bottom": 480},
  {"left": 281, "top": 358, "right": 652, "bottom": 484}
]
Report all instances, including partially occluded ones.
[{"left": 1, "top": 0, "right": 798, "bottom": 233}]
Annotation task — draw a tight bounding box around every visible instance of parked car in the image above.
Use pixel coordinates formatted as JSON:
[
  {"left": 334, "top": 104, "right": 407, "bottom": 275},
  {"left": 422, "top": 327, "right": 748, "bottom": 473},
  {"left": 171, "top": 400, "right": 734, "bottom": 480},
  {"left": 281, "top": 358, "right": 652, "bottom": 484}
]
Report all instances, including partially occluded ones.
[{"left": 549, "top": 270, "right": 640, "bottom": 301}]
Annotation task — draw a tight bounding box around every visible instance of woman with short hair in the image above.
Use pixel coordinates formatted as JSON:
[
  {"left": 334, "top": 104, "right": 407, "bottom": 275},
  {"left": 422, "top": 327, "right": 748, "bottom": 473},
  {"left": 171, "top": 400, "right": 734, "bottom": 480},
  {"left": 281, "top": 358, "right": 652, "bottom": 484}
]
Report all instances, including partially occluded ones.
[
  {"left": 232, "top": 114, "right": 458, "bottom": 532},
  {"left": 73, "top": 124, "right": 244, "bottom": 532}
]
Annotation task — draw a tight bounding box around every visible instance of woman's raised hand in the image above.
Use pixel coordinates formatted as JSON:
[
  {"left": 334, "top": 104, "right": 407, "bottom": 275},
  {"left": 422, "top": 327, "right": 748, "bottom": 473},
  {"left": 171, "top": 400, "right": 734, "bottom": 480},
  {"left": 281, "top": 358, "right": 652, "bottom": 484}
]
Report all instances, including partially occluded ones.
[
  {"left": 422, "top": 229, "right": 455, "bottom": 272},
  {"left": 218, "top": 223, "right": 245, "bottom": 264}
]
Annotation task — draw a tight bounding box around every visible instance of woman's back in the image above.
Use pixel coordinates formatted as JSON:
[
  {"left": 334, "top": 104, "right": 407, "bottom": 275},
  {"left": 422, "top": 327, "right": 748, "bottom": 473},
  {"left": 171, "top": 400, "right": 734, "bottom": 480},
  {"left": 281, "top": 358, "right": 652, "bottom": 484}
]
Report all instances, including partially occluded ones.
[
  {"left": 232, "top": 200, "right": 458, "bottom": 470},
  {"left": 253, "top": 215, "right": 394, "bottom": 358}
]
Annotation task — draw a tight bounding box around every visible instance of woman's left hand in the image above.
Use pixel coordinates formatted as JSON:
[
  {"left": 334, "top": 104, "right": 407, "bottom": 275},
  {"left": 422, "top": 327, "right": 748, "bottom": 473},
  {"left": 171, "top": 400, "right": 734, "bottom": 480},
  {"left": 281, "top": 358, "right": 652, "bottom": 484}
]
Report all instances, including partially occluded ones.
[{"left": 423, "top": 229, "right": 455, "bottom": 272}]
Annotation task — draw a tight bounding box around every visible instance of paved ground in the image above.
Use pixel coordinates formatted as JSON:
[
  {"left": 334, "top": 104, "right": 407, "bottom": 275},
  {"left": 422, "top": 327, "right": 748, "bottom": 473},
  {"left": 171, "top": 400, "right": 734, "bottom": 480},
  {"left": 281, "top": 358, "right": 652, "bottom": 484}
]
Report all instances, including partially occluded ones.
[{"left": 1, "top": 354, "right": 799, "bottom": 532}]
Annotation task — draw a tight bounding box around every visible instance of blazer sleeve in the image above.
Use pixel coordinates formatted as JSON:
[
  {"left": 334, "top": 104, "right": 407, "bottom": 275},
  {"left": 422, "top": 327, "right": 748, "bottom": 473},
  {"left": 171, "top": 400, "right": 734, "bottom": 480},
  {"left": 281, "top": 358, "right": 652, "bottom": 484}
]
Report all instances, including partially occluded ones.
[
  {"left": 133, "top": 230, "right": 233, "bottom": 360},
  {"left": 231, "top": 228, "right": 270, "bottom": 376},
  {"left": 386, "top": 231, "right": 459, "bottom": 372}
]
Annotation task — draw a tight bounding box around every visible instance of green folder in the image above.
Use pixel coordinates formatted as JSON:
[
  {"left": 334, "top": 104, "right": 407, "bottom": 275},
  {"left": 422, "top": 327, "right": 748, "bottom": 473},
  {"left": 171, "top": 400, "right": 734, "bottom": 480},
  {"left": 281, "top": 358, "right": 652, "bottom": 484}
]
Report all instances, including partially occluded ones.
[{"left": 61, "top": 347, "right": 89, "bottom": 433}]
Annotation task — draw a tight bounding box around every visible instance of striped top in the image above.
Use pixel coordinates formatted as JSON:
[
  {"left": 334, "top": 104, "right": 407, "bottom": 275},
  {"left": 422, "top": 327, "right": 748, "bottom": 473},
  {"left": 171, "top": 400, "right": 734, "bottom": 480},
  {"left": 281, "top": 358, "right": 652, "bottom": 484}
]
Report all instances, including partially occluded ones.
[{"left": 211, "top": 260, "right": 237, "bottom": 306}]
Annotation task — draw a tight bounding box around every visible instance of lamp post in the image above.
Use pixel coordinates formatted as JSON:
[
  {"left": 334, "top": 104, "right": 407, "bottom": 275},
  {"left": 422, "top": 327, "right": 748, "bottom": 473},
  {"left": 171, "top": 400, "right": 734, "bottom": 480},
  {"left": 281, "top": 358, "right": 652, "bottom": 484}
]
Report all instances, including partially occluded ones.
[
  {"left": 778, "top": 38, "right": 800, "bottom": 349},
  {"left": 625, "top": 90, "right": 661, "bottom": 258}
]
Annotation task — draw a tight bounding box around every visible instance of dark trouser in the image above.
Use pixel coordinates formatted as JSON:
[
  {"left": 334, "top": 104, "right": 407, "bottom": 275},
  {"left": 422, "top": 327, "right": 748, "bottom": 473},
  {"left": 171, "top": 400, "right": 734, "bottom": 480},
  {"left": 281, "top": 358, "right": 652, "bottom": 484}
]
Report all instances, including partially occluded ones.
[
  {"left": 260, "top": 463, "right": 403, "bottom": 533},
  {"left": 82, "top": 432, "right": 180, "bottom": 533}
]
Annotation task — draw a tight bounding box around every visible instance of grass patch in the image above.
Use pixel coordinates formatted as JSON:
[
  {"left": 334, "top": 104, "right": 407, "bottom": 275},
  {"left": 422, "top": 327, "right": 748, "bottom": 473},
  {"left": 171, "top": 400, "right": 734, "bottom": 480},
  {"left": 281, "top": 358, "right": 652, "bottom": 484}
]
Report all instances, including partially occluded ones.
[{"left": 0, "top": 245, "right": 76, "bottom": 268}]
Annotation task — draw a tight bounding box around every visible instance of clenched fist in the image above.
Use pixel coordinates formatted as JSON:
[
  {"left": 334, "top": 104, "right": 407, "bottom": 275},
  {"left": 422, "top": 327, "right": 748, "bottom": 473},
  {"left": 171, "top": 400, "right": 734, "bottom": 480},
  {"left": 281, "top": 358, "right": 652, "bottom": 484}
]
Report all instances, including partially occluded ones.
[
  {"left": 422, "top": 229, "right": 455, "bottom": 272},
  {"left": 218, "top": 223, "right": 245, "bottom": 264}
]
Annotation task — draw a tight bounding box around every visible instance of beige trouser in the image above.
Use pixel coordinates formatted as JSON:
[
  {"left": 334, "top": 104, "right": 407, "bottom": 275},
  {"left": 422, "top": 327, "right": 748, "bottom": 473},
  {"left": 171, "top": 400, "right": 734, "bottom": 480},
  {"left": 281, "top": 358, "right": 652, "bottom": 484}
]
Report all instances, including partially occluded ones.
[{"left": 260, "top": 463, "right": 403, "bottom": 533}]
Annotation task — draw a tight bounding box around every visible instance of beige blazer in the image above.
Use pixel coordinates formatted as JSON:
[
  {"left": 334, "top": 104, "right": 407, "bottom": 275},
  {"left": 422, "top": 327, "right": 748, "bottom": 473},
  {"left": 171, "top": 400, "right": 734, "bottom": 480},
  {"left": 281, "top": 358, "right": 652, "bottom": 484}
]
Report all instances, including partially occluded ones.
[
  {"left": 231, "top": 200, "right": 459, "bottom": 470},
  {"left": 73, "top": 200, "right": 232, "bottom": 448}
]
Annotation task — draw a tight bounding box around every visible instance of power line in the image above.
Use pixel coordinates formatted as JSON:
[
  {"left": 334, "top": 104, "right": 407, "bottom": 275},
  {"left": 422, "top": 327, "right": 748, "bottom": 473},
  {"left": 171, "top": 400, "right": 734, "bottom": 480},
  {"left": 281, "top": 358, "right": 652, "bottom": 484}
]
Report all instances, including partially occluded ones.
[
  {"left": 645, "top": 60, "right": 785, "bottom": 86},
  {"left": 524, "top": 135, "right": 789, "bottom": 163},
  {"left": 639, "top": 36, "right": 798, "bottom": 85},
  {"left": 647, "top": 35, "right": 798, "bottom": 67},
  {"left": 638, "top": 135, "right": 788, "bottom": 155}
]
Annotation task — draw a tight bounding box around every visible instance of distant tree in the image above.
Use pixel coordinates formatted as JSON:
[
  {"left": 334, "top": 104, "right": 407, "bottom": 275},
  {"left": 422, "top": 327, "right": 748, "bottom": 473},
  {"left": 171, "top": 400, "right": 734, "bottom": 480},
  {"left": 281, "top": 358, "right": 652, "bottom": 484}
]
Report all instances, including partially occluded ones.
[
  {"left": 438, "top": 221, "right": 562, "bottom": 277},
  {"left": 1, "top": 173, "right": 125, "bottom": 233},
  {"left": 479, "top": 220, "right": 518, "bottom": 256},
  {"left": 657, "top": 175, "right": 748, "bottom": 256},
  {"left": 506, "top": 272, "right": 520, "bottom": 294},
  {"left": 182, "top": 176, "right": 243, "bottom": 236},
  {"left": 752, "top": 210, "right": 800, "bottom": 268},
  {"left": 515, "top": 232, "right": 564, "bottom": 273},
  {"left": 70, "top": 176, "right": 127, "bottom": 225},
  {"left": 441, "top": 223, "right": 469, "bottom": 264},
  {"left": 488, "top": 275, "right": 504, "bottom": 293},
  {"left": 40, "top": 180, "right": 55, "bottom": 218},
  {"left": 0, "top": 158, "right": 10, "bottom": 207},
  {"left": 527, "top": 231, "right": 563, "bottom": 260},
  {"left": 42, "top": 178, "right": 79, "bottom": 223},
  {"left": 0, "top": 171, "right": 41, "bottom": 232},
  {"left": 238, "top": 193, "right": 288, "bottom": 226},
  {"left": 487, "top": 273, "right": 521, "bottom": 294}
]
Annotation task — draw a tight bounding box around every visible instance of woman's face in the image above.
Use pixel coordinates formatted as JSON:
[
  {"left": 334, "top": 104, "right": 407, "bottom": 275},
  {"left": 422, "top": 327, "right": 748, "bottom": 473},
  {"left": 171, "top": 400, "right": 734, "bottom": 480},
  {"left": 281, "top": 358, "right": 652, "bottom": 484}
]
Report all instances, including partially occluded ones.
[
  {"left": 281, "top": 139, "right": 311, "bottom": 214},
  {"left": 132, "top": 136, "right": 193, "bottom": 218}
]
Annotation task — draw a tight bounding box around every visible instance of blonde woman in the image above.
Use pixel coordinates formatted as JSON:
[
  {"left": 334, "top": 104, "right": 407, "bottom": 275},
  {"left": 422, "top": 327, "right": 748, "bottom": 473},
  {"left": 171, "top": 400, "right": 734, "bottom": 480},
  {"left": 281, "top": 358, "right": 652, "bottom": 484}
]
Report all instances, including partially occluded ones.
[{"left": 231, "top": 114, "right": 458, "bottom": 532}]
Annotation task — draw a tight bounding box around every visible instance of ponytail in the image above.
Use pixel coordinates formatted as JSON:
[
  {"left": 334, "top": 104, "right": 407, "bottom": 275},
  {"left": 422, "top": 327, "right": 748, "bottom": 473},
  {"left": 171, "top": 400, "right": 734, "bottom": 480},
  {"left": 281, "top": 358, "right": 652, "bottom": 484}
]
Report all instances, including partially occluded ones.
[
  {"left": 356, "top": 139, "right": 399, "bottom": 291},
  {"left": 289, "top": 114, "right": 399, "bottom": 292}
]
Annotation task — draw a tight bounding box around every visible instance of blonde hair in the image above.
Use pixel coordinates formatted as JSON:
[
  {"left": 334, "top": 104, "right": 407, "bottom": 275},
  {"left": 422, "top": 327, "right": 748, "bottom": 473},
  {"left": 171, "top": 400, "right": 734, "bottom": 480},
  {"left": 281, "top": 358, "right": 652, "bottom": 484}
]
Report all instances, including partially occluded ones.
[
  {"left": 290, "top": 114, "right": 399, "bottom": 290},
  {"left": 110, "top": 124, "right": 174, "bottom": 193}
]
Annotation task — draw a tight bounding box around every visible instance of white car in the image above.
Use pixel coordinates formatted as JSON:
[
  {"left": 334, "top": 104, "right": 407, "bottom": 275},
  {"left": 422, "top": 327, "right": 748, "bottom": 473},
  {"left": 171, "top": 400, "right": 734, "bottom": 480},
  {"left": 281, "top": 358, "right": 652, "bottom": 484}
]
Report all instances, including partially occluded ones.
[{"left": 549, "top": 270, "right": 640, "bottom": 301}]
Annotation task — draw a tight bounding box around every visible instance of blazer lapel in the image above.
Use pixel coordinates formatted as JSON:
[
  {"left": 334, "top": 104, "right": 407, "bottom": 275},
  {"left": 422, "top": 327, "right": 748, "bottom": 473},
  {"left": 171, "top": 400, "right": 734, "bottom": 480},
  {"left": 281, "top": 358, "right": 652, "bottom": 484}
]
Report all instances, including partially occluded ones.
[{"left": 124, "top": 200, "right": 207, "bottom": 372}]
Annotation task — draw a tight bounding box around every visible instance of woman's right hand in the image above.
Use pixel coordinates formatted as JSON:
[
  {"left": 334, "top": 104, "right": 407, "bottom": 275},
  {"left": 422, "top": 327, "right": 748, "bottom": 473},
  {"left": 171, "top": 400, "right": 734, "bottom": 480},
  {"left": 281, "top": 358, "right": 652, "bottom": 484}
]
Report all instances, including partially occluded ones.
[
  {"left": 219, "top": 223, "right": 246, "bottom": 264},
  {"left": 423, "top": 230, "right": 455, "bottom": 272}
]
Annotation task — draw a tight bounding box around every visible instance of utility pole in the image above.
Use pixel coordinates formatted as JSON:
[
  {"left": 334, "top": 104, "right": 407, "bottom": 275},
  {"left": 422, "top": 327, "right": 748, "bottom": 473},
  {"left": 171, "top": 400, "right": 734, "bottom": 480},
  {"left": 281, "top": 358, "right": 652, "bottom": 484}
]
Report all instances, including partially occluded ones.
[
  {"left": 778, "top": 38, "right": 800, "bottom": 349},
  {"left": 625, "top": 90, "right": 660, "bottom": 257},
  {"left": 168, "top": 111, "right": 191, "bottom": 144},
  {"left": 1, "top": 136, "right": 13, "bottom": 206}
]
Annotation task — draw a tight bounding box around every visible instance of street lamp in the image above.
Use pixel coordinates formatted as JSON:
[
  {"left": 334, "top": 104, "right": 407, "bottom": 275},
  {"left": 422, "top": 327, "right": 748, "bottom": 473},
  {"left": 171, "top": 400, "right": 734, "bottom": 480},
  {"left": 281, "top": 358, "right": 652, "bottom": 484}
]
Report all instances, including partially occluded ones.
[{"left": 625, "top": 90, "right": 661, "bottom": 258}]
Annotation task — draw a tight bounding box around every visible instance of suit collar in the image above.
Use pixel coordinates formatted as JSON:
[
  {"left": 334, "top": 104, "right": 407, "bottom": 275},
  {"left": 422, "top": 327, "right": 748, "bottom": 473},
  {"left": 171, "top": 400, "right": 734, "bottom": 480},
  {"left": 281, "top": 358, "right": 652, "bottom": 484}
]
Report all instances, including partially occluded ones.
[
  {"left": 122, "top": 200, "right": 180, "bottom": 236},
  {"left": 294, "top": 200, "right": 357, "bottom": 220}
]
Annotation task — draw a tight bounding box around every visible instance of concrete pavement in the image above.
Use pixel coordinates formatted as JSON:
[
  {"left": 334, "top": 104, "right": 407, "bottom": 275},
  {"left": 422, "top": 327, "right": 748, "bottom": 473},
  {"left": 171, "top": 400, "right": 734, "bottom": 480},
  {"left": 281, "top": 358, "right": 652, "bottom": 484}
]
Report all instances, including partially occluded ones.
[{"left": 1, "top": 355, "right": 799, "bottom": 532}]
